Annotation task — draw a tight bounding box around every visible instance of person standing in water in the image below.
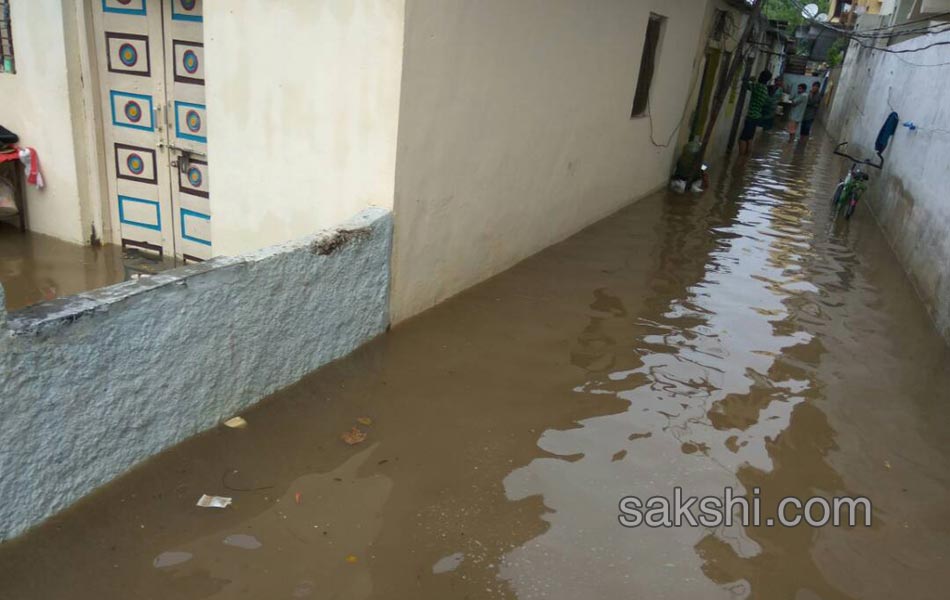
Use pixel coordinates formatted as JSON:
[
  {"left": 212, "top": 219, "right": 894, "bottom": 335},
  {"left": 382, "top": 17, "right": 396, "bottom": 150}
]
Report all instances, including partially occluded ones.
[
  {"left": 787, "top": 83, "right": 808, "bottom": 140},
  {"left": 738, "top": 70, "right": 771, "bottom": 155},
  {"left": 800, "top": 81, "right": 822, "bottom": 139}
]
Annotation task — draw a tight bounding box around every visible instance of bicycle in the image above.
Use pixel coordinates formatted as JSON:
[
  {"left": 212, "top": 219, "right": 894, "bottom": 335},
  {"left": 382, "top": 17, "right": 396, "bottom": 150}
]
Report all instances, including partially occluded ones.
[{"left": 831, "top": 142, "right": 883, "bottom": 220}]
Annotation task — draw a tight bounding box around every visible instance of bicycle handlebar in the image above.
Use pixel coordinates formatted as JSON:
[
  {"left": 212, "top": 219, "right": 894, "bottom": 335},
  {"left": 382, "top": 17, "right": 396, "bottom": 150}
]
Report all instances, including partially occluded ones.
[{"left": 834, "top": 142, "right": 883, "bottom": 170}]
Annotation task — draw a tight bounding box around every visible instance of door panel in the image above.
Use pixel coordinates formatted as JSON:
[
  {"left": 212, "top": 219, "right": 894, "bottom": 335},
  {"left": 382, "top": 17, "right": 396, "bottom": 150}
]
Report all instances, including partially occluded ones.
[
  {"left": 94, "top": 0, "right": 174, "bottom": 257},
  {"left": 94, "top": 0, "right": 211, "bottom": 261},
  {"left": 163, "top": 0, "right": 211, "bottom": 261}
]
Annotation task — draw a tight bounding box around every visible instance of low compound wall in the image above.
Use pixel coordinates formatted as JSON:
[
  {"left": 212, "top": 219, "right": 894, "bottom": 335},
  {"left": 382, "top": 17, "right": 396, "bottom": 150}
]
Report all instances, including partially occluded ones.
[{"left": 0, "top": 208, "right": 392, "bottom": 540}]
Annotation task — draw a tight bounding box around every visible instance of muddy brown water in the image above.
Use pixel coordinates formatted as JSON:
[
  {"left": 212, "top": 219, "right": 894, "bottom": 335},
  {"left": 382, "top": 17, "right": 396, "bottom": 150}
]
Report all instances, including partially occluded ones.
[
  {"left": 1, "top": 134, "right": 949, "bottom": 599},
  {"left": 0, "top": 225, "right": 176, "bottom": 312}
]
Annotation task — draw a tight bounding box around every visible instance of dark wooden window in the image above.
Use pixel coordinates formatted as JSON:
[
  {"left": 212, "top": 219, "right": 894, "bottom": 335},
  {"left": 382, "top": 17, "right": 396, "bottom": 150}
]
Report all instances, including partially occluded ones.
[
  {"left": 1, "top": 0, "right": 14, "bottom": 74},
  {"left": 631, "top": 14, "right": 665, "bottom": 117}
]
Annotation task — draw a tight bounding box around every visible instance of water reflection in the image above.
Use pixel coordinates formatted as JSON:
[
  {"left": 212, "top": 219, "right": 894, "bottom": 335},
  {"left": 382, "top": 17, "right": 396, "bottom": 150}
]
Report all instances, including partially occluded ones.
[{"left": 501, "top": 137, "right": 950, "bottom": 599}]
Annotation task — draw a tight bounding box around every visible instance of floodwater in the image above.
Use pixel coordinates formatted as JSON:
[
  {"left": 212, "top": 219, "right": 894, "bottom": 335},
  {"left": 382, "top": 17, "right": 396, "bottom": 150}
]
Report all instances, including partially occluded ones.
[
  {"left": 0, "top": 224, "right": 176, "bottom": 311},
  {"left": 1, "top": 133, "right": 949, "bottom": 599}
]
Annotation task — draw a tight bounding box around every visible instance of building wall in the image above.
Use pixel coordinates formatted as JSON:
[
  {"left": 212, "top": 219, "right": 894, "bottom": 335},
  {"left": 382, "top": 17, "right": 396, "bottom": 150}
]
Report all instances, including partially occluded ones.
[
  {"left": 0, "top": 0, "right": 87, "bottom": 243},
  {"left": 826, "top": 33, "right": 950, "bottom": 343},
  {"left": 0, "top": 207, "right": 392, "bottom": 540},
  {"left": 390, "top": 0, "right": 710, "bottom": 322},
  {"left": 676, "top": 1, "right": 753, "bottom": 161},
  {"left": 204, "top": 0, "right": 405, "bottom": 257}
]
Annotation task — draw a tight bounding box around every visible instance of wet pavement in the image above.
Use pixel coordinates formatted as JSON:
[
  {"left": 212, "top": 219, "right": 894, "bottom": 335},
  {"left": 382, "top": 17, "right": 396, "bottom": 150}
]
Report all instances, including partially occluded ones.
[
  {"left": 0, "top": 224, "right": 176, "bottom": 312},
  {"left": 1, "top": 132, "right": 949, "bottom": 599}
]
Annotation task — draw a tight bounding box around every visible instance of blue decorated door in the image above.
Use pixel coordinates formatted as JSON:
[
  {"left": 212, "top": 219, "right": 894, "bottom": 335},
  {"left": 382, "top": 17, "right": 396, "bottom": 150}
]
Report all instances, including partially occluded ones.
[{"left": 94, "top": 0, "right": 210, "bottom": 262}]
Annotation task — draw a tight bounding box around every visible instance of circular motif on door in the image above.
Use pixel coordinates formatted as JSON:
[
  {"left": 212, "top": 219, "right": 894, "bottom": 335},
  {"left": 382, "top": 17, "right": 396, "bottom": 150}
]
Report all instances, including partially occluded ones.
[
  {"left": 124, "top": 101, "right": 143, "bottom": 123},
  {"left": 182, "top": 50, "right": 199, "bottom": 74},
  {"left": 185, "top": 110, "right": 202, "bottom": 133},
  {"left": 117, "top": 0, "right": 133, "bottom": 5},
  {"left": 180, "top": 0, "right": 197, "bottom": 10},
  {"left": 118, "top": 43, "right": 138, "bottom": 67},
  {"left": 187, "top": 166, "right": 203, "bottom": 188},
  {"left": 126, "top": 153, "right": 145, "bottom": 175}
]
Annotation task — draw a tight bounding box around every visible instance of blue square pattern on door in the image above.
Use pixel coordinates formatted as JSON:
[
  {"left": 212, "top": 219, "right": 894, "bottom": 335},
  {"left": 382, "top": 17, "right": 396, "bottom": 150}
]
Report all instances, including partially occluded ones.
[
  {"left": 174, "top": 101, "right": 207, "bottom": 143},
  {"left": 180, "top": 208, "right": 211, "bottom": 246},
  {"left": 118, "top": 195, "right": 162, "bottom": 231}
]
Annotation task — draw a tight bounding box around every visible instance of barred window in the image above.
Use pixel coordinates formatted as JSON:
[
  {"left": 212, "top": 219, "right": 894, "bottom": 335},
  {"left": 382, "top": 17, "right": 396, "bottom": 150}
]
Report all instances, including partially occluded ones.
[{"left": 1, "top": 0, "right": 14, "bottom": 74}]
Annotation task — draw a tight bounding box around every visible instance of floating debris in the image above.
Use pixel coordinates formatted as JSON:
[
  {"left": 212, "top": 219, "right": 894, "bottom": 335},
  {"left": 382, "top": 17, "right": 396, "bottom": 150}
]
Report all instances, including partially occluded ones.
[
  {"left": 196, "top": 494, "right": 232, "bottom": 508},
  {"left": 356, "top": 416, "right": 373, "bottom": 426},
  {"left": 341, "top": 427, "right": 367, "bottom": 445},
  {"left": 223, "top": 416, "right": 248, "bottom": 429}
]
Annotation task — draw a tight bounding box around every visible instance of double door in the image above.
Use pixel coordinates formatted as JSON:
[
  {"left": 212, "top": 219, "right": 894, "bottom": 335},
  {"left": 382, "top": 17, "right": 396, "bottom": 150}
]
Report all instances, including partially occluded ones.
[{"left": 94, "top": 0, "right": 211, "bottom": 262}]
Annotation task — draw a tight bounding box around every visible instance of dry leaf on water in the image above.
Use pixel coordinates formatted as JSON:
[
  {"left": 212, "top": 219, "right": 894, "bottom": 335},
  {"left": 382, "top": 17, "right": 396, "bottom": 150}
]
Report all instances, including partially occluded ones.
[
  {"left": 356, "top": 416, "right": 373, "bottom": 426},
  {"left": 341, "top": 427, "right": 367, "bottom": 445},
  {"left": 345, "top": 555, "right": 358, "bottom": 564}
]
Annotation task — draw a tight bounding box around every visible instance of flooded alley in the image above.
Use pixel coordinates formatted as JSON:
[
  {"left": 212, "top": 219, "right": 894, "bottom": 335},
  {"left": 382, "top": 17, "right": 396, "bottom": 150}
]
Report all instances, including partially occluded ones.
[{"left": 1, "top": 133, "right": 949, "bottom": 599}]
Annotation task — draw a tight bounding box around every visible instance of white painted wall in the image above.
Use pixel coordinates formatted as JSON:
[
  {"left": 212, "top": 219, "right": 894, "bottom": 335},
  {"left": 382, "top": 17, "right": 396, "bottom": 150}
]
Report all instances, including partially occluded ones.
[
  {"left": 390, "top": 0, "right": 710, "bottom": 322},
  {"left": 826, "top": 33, "right": 950, "bottom": 342},
  {"left": 0, "top": 0, "right": 86, "bottom": 243},
  {"left": 204, "top": 0, "right": 405, "bottom": 257}
]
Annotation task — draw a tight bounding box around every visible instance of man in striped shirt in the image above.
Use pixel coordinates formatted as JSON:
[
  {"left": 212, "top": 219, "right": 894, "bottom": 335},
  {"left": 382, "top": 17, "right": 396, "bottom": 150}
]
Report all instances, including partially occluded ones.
[{"left": 738, "top": 70, "right": 772, "bottom": 155}]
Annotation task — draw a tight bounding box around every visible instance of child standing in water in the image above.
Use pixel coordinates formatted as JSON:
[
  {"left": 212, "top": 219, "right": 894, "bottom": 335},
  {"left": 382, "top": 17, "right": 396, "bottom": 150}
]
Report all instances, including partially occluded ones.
[
  {"left": 738, "top": 70, "right": 772, "bottom": 155},
  {"left": 787, "top": 83, "right": 808, "bottom": 140}
]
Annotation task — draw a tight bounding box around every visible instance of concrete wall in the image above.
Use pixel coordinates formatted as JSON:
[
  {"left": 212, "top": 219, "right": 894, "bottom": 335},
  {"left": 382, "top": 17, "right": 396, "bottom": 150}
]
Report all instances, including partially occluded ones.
[
  {"left": 0, "top": 0, "right": 88, "bottom": 243},
  {"left": 390, "top": 0, "right": 710, "bottom": 322},
  {"left": 204, "top": 0, "right": 405, "bottom": 257},
  {"left": 0, "top": 208, "right": 392, "bottom": 540},
  {"left": 826, "top": 33, "right": 950, "bottom": 342},
  {"left": 676, "top": 1, "right": 751, "bottom": 160}
]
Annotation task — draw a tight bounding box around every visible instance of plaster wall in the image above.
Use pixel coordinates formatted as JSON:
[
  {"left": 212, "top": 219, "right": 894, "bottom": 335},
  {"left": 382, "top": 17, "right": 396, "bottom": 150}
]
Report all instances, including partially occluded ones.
[
  {"left": 826, "top": 33, "right": 950, "bottom": 342},
  {"left": 0, "top": 0, "right": 87, "bottom": 243},
  {"left": 0, "top": 208, "right": 393, "bottom": 540},
  {"left": 390, "top": 0, "right": 710, "bottom": 322},
  {"left": 204, "top": 0, "right": 405, "bottom": 257}
]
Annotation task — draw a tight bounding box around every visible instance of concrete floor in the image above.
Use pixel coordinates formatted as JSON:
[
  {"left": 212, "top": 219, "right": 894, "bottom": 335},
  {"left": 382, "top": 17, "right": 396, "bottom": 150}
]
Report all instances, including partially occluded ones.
[
  {"left": 1, "top": 132, "right": 948, "bottom": 599},
  {"left": 0, "top": 224, "right": 177, "bottom": 312}
]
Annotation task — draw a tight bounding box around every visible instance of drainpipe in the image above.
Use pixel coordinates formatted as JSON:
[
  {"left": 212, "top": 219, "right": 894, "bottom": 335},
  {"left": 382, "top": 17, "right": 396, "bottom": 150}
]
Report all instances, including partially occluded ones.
[{"left": 727, "top": 57, "right": 755, "bottom": 153}]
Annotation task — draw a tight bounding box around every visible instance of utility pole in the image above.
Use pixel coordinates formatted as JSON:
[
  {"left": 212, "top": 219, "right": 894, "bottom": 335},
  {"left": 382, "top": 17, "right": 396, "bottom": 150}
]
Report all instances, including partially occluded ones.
[{"left": 698, "top": 0, "right": 766, "bottom": 163}]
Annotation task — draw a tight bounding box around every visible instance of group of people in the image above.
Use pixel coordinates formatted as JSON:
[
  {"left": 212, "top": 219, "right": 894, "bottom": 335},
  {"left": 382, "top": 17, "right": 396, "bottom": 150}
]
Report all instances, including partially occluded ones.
[{"left": 738, "top": 69, "right": 823, "bottom": 155}]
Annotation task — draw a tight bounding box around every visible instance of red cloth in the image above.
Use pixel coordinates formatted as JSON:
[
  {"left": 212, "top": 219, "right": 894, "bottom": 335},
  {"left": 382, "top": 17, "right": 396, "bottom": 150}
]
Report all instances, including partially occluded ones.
[
  {"left": 0, "top": 146, "right": 43, "bottom": 187},
  {"left": 24, "top": 147, "right": 41, "bottom": 186}
]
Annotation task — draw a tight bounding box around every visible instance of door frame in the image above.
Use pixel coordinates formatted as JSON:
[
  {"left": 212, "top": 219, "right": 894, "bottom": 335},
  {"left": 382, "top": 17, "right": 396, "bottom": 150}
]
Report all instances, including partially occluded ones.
[{"left": 66, "top": 0, "right": 113, "bottom": 246}]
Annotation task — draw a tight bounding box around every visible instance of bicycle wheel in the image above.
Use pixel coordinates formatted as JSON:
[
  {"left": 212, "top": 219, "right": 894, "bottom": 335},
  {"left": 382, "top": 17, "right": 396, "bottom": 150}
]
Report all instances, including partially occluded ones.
[{"left": 831, "top": 183, "right": 843, "bottom": 208}]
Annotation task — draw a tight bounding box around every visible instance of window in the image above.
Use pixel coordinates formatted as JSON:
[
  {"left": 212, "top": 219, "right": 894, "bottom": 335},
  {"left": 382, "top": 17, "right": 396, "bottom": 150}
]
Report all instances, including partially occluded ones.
[
  {"left": 1, "top": 0, "right": 14, "bottom": 74},
  {"left": 631, "top": 14, "right": 665, "bottom": 118}
]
